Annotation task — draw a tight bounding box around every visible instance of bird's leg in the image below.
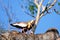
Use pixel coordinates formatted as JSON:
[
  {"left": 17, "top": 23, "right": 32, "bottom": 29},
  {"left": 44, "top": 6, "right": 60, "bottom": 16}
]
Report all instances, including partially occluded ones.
[
  {"left": 22, "top": 28, "right": 27, "bottom": 34},
  {"left": 22, "top": 29, "right": 25, "bottom": 34},
  {"left": 29, "top": 29, "right": 33, "bottom": 34}
]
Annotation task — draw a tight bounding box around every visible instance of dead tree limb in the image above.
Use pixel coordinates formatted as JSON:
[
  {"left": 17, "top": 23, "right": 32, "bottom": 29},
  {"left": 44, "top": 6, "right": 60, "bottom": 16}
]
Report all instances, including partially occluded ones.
[
  {"left": 31, "top": 0, "right": 44, "bottom": 33},
  {"left": 32, "top": 0, "right": 57, "bottom": 33}
]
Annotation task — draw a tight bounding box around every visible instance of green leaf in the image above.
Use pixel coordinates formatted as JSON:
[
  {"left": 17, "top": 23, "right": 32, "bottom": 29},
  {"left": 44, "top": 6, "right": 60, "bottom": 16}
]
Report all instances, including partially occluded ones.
[
  {"left": 28, "top": 1, "right": 38, "bottom": 15},
  {"left": 35, "top": 5, "right": 38, "bottom": 8},
  {"left": 58, "top": 2, "right": 60, "bottom": 5},
  {"left": 29, "top": 5, "right": 34, "bottom": 15},
  {"left": 29, "top": 5, "right": 34, "bottom": 11},
  {"left": 31, "top": 11, "right": 34, "bottom": 15},
  {"left": 35, "top": 10, "right": 37, "bottom": 14}
]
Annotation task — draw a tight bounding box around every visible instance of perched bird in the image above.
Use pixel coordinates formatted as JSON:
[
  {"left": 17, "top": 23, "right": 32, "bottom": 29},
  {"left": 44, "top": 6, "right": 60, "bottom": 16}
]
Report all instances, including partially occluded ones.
[{"left": 10, "top": 20, "right": 35, "bottom": 33}]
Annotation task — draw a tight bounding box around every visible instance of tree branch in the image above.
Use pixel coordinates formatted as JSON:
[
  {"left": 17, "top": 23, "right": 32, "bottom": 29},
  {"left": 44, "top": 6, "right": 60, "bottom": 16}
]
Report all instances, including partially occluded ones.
[
  {"left": 32, "top": 0, "right": 44, "bottom": 33},
  {"left": 54, "top": 9, "right": 60, "bottom": 15},
  {"left": 39, "top": 0, "right": 57, "bottom": 17},
  {"left": 47, "top": 0, "right": 57, "bottom": 10},
  {"left": 35, "top": 0, "right": 44, "bottom": 25},
  {"left": 24, "top": 11, "right": 36, "bottom": 18},
  {"left": 16, "top": 0, "right": 36, "bottom": 18},
  {"left": 34, "top": 0, "right": 38, "bottom": 6},
  {"left": 32, "top": 0, "right": 57, "bottom": 33}
]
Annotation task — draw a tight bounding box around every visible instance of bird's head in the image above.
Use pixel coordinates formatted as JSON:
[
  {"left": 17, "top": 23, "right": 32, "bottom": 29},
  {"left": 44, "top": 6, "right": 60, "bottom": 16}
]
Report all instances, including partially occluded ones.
[{"left": 30, "top": 20, "right": 35, "bottom": 24}]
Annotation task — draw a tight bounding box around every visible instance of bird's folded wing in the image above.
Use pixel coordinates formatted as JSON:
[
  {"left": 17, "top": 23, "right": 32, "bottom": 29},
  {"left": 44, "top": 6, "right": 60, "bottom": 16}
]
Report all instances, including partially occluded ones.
[{"left": 11, "top": 22, "right": 27, "bottom": 28}]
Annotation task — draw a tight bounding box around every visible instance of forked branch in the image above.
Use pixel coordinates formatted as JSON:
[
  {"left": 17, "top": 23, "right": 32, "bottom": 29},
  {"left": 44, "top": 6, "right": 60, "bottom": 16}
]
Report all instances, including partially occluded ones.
[
  {"left": 32, "top": 0, "right": 44, "bottom": 33},
  {"left": 32, "top": 0, "right": 57, "bottom": 33}
]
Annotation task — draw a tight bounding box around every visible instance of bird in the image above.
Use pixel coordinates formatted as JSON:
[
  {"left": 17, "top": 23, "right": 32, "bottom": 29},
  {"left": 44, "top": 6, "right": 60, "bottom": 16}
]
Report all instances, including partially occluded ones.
[{"left": 10, "top": 20, "right": 35, "bottom": 34}]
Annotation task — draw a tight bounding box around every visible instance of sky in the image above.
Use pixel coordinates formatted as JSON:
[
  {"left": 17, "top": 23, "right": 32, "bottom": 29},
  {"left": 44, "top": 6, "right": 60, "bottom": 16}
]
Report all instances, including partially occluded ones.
[{"left": 0, "top": 0, "right": 60, "bottom": 34}]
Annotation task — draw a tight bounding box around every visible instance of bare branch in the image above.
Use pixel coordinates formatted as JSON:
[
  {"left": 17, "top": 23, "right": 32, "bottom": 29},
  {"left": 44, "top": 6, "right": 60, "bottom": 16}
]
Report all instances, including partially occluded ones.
[
  {"left": 48, "top": 0, "right": 51, "bottom": 4},
  {"left": 39, "top": 0, "right": 57, "bottom": 17},
  {"left": 32, "top": 0, "right": 44, "bottom": 33},
  {"left": 35, "top": 0, "right": 44, "bottom": 25},
  {"left": 24, "top": 11, "right": 36, "bottom": 18},
  {"left": 32, "top": 0, "right": 57, "bottom": 33},
  {"left": 21, "top": 5, "right": 36, "bottom": 18},
  {"left": 16, "top": 0, "right": 36, "bottom": 18},
  {"left": 54, "top": 9, "right": 60, "bottom": 15},
  {"left": 47, "top": 0, "right": 57, "bottom": 10},
  {"left": 34, "top": 0, "right": 38, "bottom": 6},
  {"left": 42, "top": 5, "right": 46, "bottom": 12},
  {"left": 39, "top": 13, "right": 44, "bottom": 18},
  {"left": 36, "top": 0, "right": 57, "bottom": 24},
  {"left": 39, "top": 0, "right": 44, "bottom": 6}
]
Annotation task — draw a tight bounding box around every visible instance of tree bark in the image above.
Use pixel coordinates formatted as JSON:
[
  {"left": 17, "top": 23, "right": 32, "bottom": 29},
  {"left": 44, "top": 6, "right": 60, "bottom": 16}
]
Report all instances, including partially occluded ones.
[{"left": 0, "top": 28, "right": 59, "bottom": 40}]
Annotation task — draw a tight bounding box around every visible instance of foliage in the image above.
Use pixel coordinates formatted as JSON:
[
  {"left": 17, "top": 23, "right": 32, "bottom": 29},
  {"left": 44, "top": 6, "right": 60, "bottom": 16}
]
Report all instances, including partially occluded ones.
[
  {"left": 28, "top": 1, "right": 38, "bottom": 15},
  {"left": 58, "top": 2, "right": 60, "bottom": 6}
]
